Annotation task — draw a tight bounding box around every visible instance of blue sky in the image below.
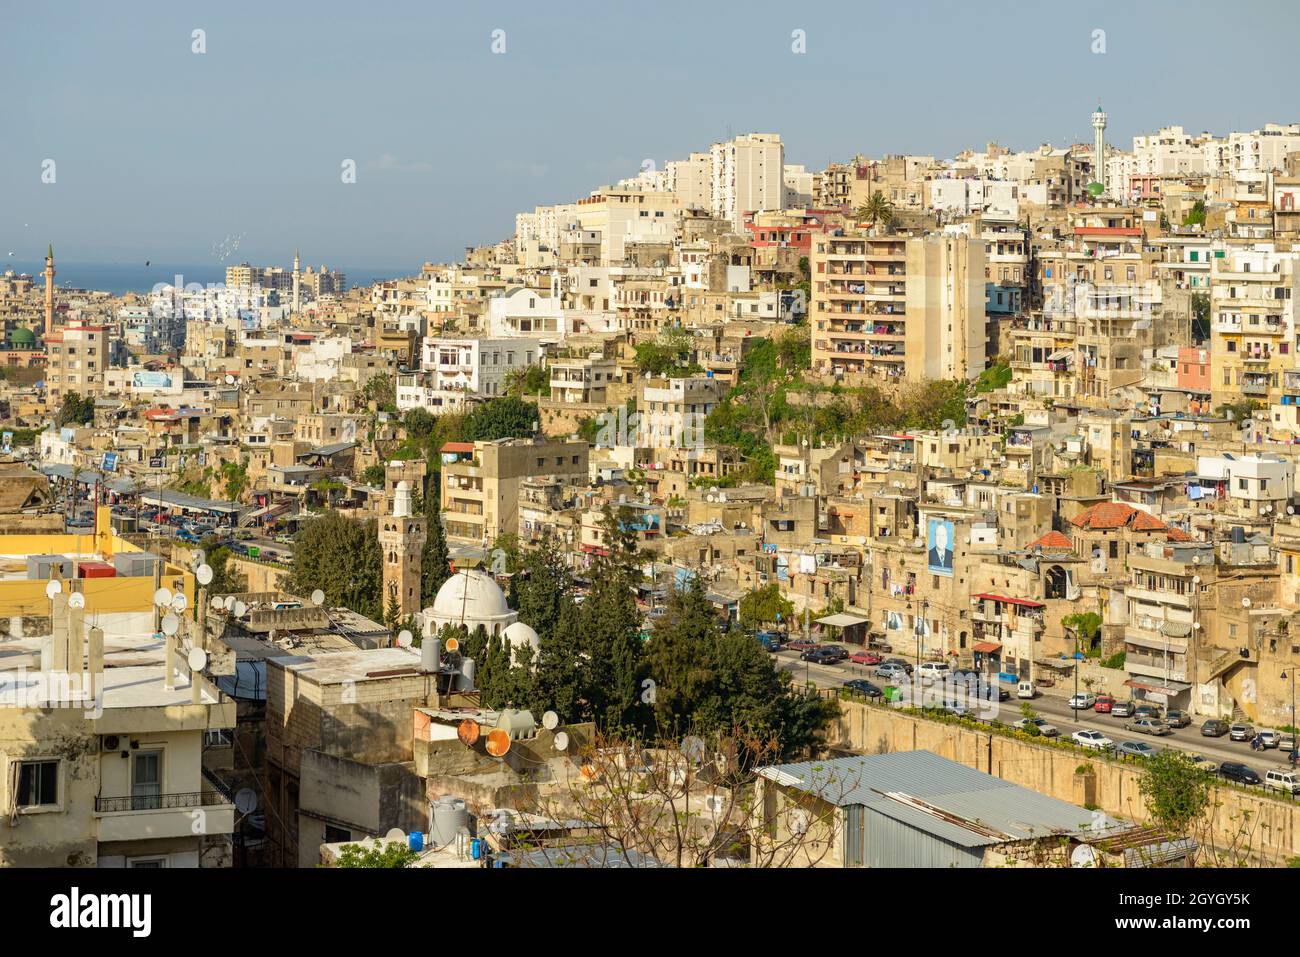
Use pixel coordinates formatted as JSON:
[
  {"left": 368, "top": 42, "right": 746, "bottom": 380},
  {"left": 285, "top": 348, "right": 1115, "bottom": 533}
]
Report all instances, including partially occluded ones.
[{"left": 1, "top": 0, "right": 1296, "bottom": 271}]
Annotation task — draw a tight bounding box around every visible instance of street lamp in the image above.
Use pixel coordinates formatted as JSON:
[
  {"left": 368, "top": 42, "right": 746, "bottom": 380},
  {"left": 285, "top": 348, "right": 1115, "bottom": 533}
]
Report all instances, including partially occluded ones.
[{"left": 1283, "top": 670, "right": 1297, "bottom": 764}]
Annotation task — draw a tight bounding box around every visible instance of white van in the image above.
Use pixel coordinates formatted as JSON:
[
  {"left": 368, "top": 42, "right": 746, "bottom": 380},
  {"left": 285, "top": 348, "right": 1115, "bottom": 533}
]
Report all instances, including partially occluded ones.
[
  {"left": 1017, "top": 680, "right": 1036, "bottom": 699},
  {"left": 917, "top": 662, "right": 950, "bottom": 684},
  {"left": 1265, "top": 767, "right": 1300, "bottom": 796}
]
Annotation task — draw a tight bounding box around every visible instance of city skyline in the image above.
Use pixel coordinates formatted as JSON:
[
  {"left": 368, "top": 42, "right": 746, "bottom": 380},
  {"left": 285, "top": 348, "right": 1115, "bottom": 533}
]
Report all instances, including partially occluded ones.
[{"left": 2, "top": 0, "right": 1298, "bottom": 267}]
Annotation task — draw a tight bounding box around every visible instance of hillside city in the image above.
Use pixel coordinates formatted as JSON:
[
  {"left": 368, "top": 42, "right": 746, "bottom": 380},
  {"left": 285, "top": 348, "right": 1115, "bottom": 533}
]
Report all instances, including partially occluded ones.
[{"left": 6, "top": 113, "right": 1300, "bottom": 871}]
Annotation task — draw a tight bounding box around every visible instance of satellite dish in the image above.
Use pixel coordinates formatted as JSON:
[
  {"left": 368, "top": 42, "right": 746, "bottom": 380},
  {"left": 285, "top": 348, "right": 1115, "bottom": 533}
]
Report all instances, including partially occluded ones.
[
  {"left": 457, "top": 719, "right": 481, "bottom": 747},
  {"left": 234, "top": 788, "right": 258, "bottom": 814},
  {"left": 445, "top": 636, "right": 460, "bottom": 653},
  {"left": 789, "top": 808, "right": 810, "bottom": 835},
  {"left": 1242, "top": 597, "right": 1252, "bottom": 608},
  {"left": 384, "top": 827, "right": 406, "bottom": 841},
  {"left": 397, "top": 629, "right": 413, "bottom": 648},
  {"left": 553, "top": 731, "right": 570, "bottom": 752},
  {"left": 1071, "top": 844, "right": 1099, "bottom": 868},
  {"left": 211, "top": 595, "right": 224, "bottom": 610},
  {"left": 68, "top": 592, "right": 85, "bottom": 610},
  {"left": 191, "top": 549, "right": 206, "bottom": 567},
  {"left": 311, "top": 588, "right": 325, "bottom": 606},
  {"left": 187, "top": 647, "right": 207, "bottom": 672},
  {"left": 45, "top": 580, "right": 62, "bottom": 599},
  {"left": 161, "top": 613, "right": 180, "bottom": 636},
  {"left": 224, "top": 374, "right": 235, "bottom": 385},
  {"left": 154, "top": 587, "right": 173, "bottom": 607},
  {"left": 223, "top": 595, "right": 236, "bottom": 610},
  {"left": 233, "top": 600, "right": 248, "bottom": 617},
  {"left": 485, "top": 728, "right": 511, "bottom": 758},
  {"left": 1290, "top": 506, "right": 1296, "bottom": 515},
  {"left": 542, "top": 710, "right": 560, "bottom": 730},
  {"left": 172, "top": 593, "right": 189, "bottom": 612},
  {"left": 196, "top": 564, "right": 213, "bottom": 586}
]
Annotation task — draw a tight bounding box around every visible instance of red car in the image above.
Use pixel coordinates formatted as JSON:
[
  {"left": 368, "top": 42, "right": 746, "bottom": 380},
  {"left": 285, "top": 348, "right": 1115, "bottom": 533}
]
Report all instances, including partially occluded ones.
[
  {"left": 786, "top": 638, "right": 820, "bottom": 652},
  {"left": 1094, "top": 695, "right": 1115, "bottom": 714},
  {"left": 850, "top": 650, "right": 883, "bottom": 666}
]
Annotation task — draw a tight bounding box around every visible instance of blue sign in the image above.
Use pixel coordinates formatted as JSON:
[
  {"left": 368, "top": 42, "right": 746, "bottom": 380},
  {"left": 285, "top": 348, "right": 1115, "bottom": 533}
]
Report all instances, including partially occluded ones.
[{"left": 101, "top": 452, "right": 118, "bottom": 473}]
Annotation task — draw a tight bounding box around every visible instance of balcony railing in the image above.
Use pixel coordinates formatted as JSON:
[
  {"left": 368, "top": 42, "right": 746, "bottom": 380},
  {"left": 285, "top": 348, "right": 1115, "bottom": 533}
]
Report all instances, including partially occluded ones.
[{"left": 96, "top": 789, "right": 232, "bottom": 813}]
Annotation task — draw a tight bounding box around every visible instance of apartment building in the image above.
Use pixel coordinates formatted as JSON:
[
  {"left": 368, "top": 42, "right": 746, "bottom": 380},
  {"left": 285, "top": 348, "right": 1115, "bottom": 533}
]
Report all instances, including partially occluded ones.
[
  {"left": 420, "top": 335, "right": 539, "bottom": 399},
  {"left": 710, "top": 133, "right": 786, "bottom": 230},
  {"left": 45, "top": 323, "right": 110, "bottom": 404},
  {"left": 440, "top": 437, "right": 590, "bottom": 544},
  {"left": 637, "top": 376, "right": 723, "bottom": 450},
  {"left": 1209, "top": 245, "right": 1300, "bottom": 406},
  {"left": 809, "top": 230, "right": 986, "bottom": 384}
]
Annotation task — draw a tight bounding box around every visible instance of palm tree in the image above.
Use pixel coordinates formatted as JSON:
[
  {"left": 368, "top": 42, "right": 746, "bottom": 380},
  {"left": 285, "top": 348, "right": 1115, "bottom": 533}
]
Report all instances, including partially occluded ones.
[{"left": 855, "top": 191, "right": 895, "bottom": 230}]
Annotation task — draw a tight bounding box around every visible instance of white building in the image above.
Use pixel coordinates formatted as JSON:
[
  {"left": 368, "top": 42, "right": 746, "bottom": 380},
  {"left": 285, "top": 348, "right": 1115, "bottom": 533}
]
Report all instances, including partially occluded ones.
[{"left": 710, "top": 133, "right": 785, "bottom": 230}]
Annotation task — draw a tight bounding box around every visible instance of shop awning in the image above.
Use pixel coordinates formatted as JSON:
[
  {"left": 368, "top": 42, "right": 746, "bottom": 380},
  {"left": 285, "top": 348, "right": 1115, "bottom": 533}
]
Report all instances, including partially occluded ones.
[
  {"left": 972, "top": 641, "right": 1002, "bottom": 654},
  {"left": 972, "top": 593, "right": 1045, "bottom": 609},
  {"left": 1124, "top": 678, "right": 1192, "bottom": 696},
  {"left": 817, "top": 613, "right": 870, "bottom": 628}
]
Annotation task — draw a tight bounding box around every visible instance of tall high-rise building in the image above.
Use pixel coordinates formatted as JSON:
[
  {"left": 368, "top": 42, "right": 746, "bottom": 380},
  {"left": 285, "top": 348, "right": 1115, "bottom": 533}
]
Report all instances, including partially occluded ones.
[{"left": 710, "top": 133, "right": 785, "bottom": 230}]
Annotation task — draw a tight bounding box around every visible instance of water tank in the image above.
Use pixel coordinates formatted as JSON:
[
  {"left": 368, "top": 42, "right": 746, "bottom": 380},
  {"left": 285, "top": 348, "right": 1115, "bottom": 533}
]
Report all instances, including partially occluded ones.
[
  {"left": 429, "top": 796, "right": 467, "bottom": 847},
  {"left": 1230, "top": 526, "right": 1246, "bottom": 544},
  {"left": 421, "top": 638, "right": 441, "bottom": 673},
  {"left": 457, "top": 658, "right": 476, "bottom": 691},
  {"left": 495, "top": 708, "right": 536, "bottom": 740}
]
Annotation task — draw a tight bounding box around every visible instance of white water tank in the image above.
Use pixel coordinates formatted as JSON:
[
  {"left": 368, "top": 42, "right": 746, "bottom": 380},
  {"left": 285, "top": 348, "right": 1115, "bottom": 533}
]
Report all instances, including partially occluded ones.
[{"left": 429, "top": 796, "right": 468, "bottom": 847}]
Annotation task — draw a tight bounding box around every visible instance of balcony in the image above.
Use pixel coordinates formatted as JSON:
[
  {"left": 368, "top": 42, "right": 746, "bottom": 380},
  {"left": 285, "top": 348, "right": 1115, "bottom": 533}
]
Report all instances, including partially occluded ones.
[{"left": 95, "top": 787, "right": 235, "bottom": 843}]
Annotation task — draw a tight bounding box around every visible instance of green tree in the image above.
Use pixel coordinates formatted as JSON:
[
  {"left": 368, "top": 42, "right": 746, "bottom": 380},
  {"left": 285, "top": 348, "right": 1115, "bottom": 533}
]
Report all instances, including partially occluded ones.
[
  {"left": 56, "top": 391, "right": 95, "bottom": 427},
  {"left": 403, "top": 407, "right": 436, "bottom": 440},
  {"left": 505, "top": 364, "right": 549, "bottom": 397},
  {"left": 738, "top": 582, "right": 794, "bottom": 631},
  {"left": 463, "top": 396, "right": 537, "bottom": 442},
  {"left": 856, "top": 191, "right": 895, "bottom": 229},
  {"left": 362, "top": 373, "right": 396, "bottom": 411},
  {"left": 360, "top": 463, "right": 386, "bottom": 487},
  {"left": 333, "top": 841, "right": 418, "bottom": 868},
  {"left": 200, "top": 535, "right": 247, "bottom": 594},
  {"left": 1190, "top": 292, "right": 1210, "bottom": 342},
  {"left": 1138, "top": 749, "right": 1213, "bottom": 840},
  {"left": 1182, "top": 199, "right": 1207, "bottom": 228},
  {"left": 287, "top": 512, "right": 384, "bottom": 620},
  {"left": 420, "top": 479, "right": 451, "bottom": 606}
]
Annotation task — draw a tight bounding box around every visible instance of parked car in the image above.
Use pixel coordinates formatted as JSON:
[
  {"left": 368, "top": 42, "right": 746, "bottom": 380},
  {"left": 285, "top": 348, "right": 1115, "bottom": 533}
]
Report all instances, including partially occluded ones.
[
  {"left": 800, "top": 647, "right": 843, "bottom": 665},
  {"left": 786, "top": 638, "right": 819, "bottom": 652},
  {"left": 1165, "top": 709, "right": 1192, "bottom": 728},
  {"left": 849, "top": 650, "right": 882, "bottom": 666},
  {"left": 883, "top": 658, "right": 914, "bottom": 675},
  {"left": 1133, "top": 704, "right": 1163, "bottom": 721},
  {"left": 1016, "top": 680, "right": 1036, "bottom": 699},
  {"left": 1012, "top": 717, "right": 1059, "bottom": 737},
  {"left": 1072, "top": 729, "right": 1114, "bottom": 751},
  {"left": 1218, "top": 762, "right": 1262, "bottom": 786},
  {"left": 1257, "top": 729, "right": 1281, "bottom": 749},
  {"left": 917, "top": 661, "right": 951, "bottom": 684},
  {"left": 1116, "top": 741, "right": 1159, "bottom": 760},
  {"left": 1265, "top": 767, "right": 1300, "bottom": 796},
  {"left": 1068, "top": 692, "right": 1097, "bottom": 710},
  {"left": 875, "top": 662, "right": 910, "bottom": 682},
  {"left": 1094, "top": 695, "right": 1115, "bottom": 714},
  {"left": 1280, "top": 733, "right": 1297, "bottom": 754},
  {"left": 820, "top": 645, "right": 849, "bottom": 663},
  {"left": 940, "top": 700, "right": 974, "bottom": 719},
  {"left": 1190, "top": 754, "right": 1219, "bottom": 775},
  {"left": 1125, "top": 718, "right": 1174, "bottom": 736},
  {"left": 842, "top": 679, "right": 883, "bottom": 699},
  {"left": 1229, "top": 723, "right": 1256, "bottom": 742},
  {"left": 1201, "top": 719, "right": 1230, "bottom": 738},
  {"left": 1111, "top": 700, "right": 1138, "bottom": 718}
]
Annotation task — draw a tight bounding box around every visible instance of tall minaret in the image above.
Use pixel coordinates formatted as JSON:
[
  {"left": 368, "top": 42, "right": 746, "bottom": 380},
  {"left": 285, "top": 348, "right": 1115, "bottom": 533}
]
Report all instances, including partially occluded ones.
[
  {"left": 292, "top": 249, "right": 301, "bottom": 314},
  {"left": 1092, "top": 105, "right": 1108, "bottom": 196},
  {"left": 43, "top": 244, "right": 56, "bottom": 330},
  {"left": 380, "top": 480, "right": 427, "bottom": 619}
]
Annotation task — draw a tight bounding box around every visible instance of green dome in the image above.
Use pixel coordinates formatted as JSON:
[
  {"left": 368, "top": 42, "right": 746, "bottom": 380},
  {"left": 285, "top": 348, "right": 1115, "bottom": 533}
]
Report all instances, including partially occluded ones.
[{"left": 9, "top": 327, "right": 36, "bottom": 346}]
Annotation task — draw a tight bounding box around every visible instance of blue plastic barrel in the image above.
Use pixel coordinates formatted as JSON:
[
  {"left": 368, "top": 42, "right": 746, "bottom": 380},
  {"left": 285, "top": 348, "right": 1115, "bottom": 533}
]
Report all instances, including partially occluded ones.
[
  {"left": 408, "top": 831, "right": 423, "bottom": 852},
  {"left": 470, "top": 838, "right": 482, "bottom": 860}
]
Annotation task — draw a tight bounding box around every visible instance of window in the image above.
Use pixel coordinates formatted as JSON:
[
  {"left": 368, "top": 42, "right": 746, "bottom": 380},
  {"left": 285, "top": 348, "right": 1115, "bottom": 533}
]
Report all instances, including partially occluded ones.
[
  {"left": 16, "top": 759, "right": 59, "bottom": 807},
  {"left": 129, "top": 857, "right": 166, "bottom": 869},
  {"left": 324, "top": 825, "right": 351, "bottom": 844}
]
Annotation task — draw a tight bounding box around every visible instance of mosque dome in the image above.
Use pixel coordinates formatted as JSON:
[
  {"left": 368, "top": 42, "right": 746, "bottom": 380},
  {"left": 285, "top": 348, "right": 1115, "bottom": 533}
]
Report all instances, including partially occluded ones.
[
  {"left": 502, "top": 621, "right": 540, "bottom": 664},
  {"left": 9, "top": 326, "right": 36, "bottom": 347},
  {"left": 426, "top": 567, "right": 517, "bottom": 636}
]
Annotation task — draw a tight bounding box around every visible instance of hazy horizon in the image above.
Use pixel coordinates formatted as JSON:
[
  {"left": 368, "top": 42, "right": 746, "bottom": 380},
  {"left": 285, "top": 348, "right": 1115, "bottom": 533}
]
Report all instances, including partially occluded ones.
[{"left": 3, "top": 0, "right": 1297, "bottom": 268}]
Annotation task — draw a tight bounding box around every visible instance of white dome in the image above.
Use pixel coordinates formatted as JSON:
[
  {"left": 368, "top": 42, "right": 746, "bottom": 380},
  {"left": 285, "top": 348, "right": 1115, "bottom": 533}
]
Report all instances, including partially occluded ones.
[
  {"left": 426, "top": 568, "right": 517, "bottom": 635},
  {"left": 503, "top": 621, "right": 540, "bottom": 651}
]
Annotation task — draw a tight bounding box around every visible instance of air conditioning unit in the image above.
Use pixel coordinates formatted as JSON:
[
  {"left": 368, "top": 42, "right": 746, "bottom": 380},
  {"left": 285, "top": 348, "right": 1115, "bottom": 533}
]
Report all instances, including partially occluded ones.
[{"left": 101, "top": 735, "right": 122, "bottom": 752}]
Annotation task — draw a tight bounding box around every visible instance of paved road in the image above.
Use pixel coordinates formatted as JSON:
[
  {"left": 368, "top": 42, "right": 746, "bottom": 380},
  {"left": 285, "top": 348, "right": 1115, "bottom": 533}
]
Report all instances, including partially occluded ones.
[{"left": 772, "top": 648, "right": 1290, "bottom": 785}]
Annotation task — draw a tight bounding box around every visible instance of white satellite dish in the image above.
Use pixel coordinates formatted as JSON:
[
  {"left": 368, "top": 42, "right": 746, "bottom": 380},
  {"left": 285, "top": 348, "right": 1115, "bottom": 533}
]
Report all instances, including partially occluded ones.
[
  {"left": 311, "top": 588, "right": 325, "bottom": 606},
  {"left": 553, "top": 731, "right": 570, "bottom": 752},
  {"left": 397, "top": 629, "right": 413, "bottom": 648},
  {"left": 542, "top": 710, "right": 560, "bottom": 730},
  {"left": 45, "top": 580, "right": 62, "bottom": 599},
  {"left": 187, "top": 647, "right": 207, "bottom": 672},
  {"left": 1070, "top": 844, "right": 1099, "bottom": 868},
  {"left": 224, "top": 374, "right": 235, "bottom": 385},
  {"left": 1242, "top": 597, "right": 1252, "bottom": 608},
  {"left": 211, "top": 595, "right": 224, "bottom": 610},
  {"left": 384, "top": 827, "right": 405, "bottom": 841},
  {"left": 234, "top": 788, "right": 258, "bottom": 814},
  {"left": 191, "top": 549, "right": 206, "bottom": 567},
  {"left": 153, "top": 587, "right": 173, "bottom": 607},
  {"left": 172, "top": 593, "right": 189, "bottom": 612},
  {"left": 224, "top": 595, "right": 236, "bottom": 610},
  {"left": 233, "top": 600, "right": 248, "bottom": 617},
  {"left": 789, "top": 808, "right": 810, "bottom": 835},
  {"left": 68, "top": 592, "right": 85, "bottom": 610},
  {"left": 161, "top": 613, "right": 180, "bottom": 636},
  {"left": 196, "top": 564, "right": 213, "bottom": 586}
]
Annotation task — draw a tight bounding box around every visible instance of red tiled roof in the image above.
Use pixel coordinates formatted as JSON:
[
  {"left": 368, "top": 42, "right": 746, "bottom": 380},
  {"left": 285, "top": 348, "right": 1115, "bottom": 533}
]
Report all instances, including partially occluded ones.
[
  {"left": 1029, "top": 531, "right": 1074, "bottom": 551},
  {"left": 1069, "top": 501, "right": 1188, "bottom": 542}
]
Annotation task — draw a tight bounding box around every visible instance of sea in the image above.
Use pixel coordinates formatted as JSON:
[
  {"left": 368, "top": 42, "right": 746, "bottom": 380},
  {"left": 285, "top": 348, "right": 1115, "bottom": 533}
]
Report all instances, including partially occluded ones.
[{"left": 1, "top": 260, "right": 412, "bottom": 296}]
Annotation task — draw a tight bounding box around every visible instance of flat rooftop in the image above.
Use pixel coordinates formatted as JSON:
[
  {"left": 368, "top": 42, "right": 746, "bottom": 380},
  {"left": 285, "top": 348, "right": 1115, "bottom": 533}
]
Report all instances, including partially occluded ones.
[{"left": 269, "top": 646, "right": 424, "bottom": 685}]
